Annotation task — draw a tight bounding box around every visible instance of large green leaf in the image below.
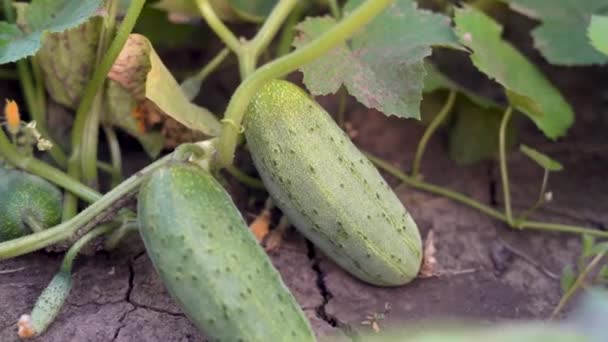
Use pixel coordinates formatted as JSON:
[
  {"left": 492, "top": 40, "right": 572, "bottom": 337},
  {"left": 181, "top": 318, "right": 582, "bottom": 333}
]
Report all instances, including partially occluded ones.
[
  {"left": 589, "top": 15, "right": 608, "bottom": 55},
  {"left": 454, "top": 6, "right": 574, "bottom": 140},
  {"left": 294, "top": 0, "right": 460, "bottom": 120},
  {"left": 499, "top": 0, "right": 608, "bottom": 65},
  {"left": 0, "top": 0, "right": 103, "bottom": 64}
]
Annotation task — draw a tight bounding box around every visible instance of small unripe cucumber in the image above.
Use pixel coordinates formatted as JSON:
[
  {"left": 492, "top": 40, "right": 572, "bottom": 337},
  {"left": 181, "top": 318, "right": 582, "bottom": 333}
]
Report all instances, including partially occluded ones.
[
  {"left": 0, "top": 165, "right": 62, "bottom": 241},
  {"left": 137, "top": 163, "right": 315, "bottom": 342},
  {"left": 244, "top": 80, "right": 422, "bottom": 286}
]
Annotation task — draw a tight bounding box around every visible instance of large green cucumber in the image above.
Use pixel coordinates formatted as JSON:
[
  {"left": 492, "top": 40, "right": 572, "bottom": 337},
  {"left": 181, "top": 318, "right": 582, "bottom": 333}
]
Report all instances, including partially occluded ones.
[
  {"left": 0, "top": 165, "right": 63, "bottom": 241},
  {"left": 244, "top": 80, "right": 422, "bottom": 286},
  {"left": 137, "top": 163, "right": 315, "bottom": 342}
]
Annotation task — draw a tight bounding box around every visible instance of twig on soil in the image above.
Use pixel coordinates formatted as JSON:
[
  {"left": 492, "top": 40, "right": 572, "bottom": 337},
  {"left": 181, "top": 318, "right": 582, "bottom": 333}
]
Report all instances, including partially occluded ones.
[
  {"left": 0, "top": 266, "right": 26, "bottom": 274},
  {"left": 499, "top": 239, "right": 560, "bottom": 279}
]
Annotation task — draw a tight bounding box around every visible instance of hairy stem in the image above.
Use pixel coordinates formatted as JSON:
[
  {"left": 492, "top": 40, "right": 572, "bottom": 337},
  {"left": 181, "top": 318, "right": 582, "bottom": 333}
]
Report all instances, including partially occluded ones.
[
  {"left": 366, "top": 152, "right": 608, "bottom": 238},
  {"left": 225, "top": 164, "right": 266, "bottom": 190},
  {"left": 551, "top": 252, "right": 606, "bottom": 319},
  {"left": 499, "top": 107, "right": 513, "bottom": 224},
  {"left": 102, "top": 124, "right": 122, "bottom": 187}
]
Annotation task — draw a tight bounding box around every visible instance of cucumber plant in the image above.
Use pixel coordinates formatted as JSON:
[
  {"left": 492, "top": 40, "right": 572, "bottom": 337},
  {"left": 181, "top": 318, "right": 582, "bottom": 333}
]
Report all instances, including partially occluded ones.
[{"left": 0, "top": 0, "right": 606, "bottom": 340}]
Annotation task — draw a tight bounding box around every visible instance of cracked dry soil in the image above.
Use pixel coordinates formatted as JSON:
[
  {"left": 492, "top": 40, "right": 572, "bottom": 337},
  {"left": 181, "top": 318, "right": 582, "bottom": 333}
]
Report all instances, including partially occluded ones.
[{"left": 1, "top": 51, "right": 607, "bottom": 341}]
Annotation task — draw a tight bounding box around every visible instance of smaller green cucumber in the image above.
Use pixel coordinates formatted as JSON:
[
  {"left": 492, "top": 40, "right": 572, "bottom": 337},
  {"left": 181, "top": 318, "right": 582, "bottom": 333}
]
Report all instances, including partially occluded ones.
[
  {"left": 0, "top": 165, "right": 63, "bottom": 241},
  {"left": 138, "top": 163, "right": 315, "bottom": 342}
]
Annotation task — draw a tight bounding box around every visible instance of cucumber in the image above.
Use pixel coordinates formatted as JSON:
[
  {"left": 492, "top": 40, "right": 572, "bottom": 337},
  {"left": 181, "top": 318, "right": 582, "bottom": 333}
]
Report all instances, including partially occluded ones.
[
  {"left": 0, "top": 165, "right": 63, "bottom": 241},
  {"left": 244, "top": 80, "right": 422, "bottom": 286},
  {"left": 137, "top": 163, "right": 315, "bottom": 342}
]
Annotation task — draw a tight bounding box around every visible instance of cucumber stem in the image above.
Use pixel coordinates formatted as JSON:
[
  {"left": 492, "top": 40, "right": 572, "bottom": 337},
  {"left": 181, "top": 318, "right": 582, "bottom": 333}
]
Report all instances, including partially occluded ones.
[
  {"left": 411, "top": 90, "right": 457, "bottom": 178},
  {"left": 224, "top": 165, "right": 266, "bottom": 190},
  {"left": 23, "top": 215, "right": 45, "bottom": 233}
]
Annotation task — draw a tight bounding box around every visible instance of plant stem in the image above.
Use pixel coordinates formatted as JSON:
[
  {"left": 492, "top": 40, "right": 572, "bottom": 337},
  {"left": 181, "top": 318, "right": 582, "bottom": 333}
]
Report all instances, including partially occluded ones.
[
  {"left": 411, "top": 90, "right": 456, "bottom": 178},
  {"left": 275, "top": 2, "right": 305, "bottom": 57},
  {"left": 23, "top": 216, "right": 45, "bottom": 233},
  {"left": 195, "top": 0, "right": 241, "bottom": 53},
  {"left": 366, "top": 152, "right": 608, "bottom": 238},
  {"left": 367, "top": 153, "right": 507, "bottom": 222},
  {"left": 550, "top": 252, "right": 606, "bottom": 319},
  {"left": 515, "top": 169, "right": 548, "bottom": 223},
  {"left": 250, "top": 0, "right": 299, "bottom": 61},
  {"left": 104, "top": 221, "right": 138, "bottom": 251},
  {"left": 0, "top": 151, "right": 174, "bottom": 260},
  {"left": 61, "top": 224, "right": 115, "bottom": 273},
  {"left": 217, "top": 0, "right": 392, "bottom": 167},
  {"left": 328, "top": 0, "right": 342, "bottom": 18},
  {"left": 0, "top": 127, "right": 101, "bottom": 203},
  {"left": 3, "top": 0, "right": 66, "bottom": 167},
  {"left": 225, "top": 164, "right": 266, "bottom": 190},
  {"left": 67, "top": 0, "right": 145, "bottom": 216},
  {"left": 79, "top": 0, "right": 126, "bottom": 188},
  {"left": 31, "top": 56, "right": 46, "bottom": 125},
  {"left": 2, "top": 0, "right": 13, "bottom": 21},
  {"left": 517, "top": 221, "right": 608, "bottom": 236},
  {"left": 499, "top": 106, "right": 513, "bottom": 224},
  {"left": 181, "top": 47, "right": 230, "bottom": 100},
  {"left": 102, "top": 124, "right": 122, "bottom": 187}
]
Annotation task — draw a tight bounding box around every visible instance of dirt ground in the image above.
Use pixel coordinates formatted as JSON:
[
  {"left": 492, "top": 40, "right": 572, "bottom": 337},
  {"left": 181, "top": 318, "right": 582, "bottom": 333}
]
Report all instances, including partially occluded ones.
[{"left": 1, "top": 13, "right": 607, "bottom": 342}]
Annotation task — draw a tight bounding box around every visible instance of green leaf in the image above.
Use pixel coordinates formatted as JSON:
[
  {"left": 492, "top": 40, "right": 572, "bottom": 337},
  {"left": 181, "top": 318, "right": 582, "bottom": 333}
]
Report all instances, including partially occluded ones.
[
  {"left": 449, "top": 96, "right": 516, "bottom": 165},
  {"left": 295, "top": 0, "right": 461, "bottom": 120},
  {"left": 454, "top": 6, "right": 574, "bottom": 140},
  {"left": 589, "top": 15, "right": 608, "bottom": 55},
  {"left": 560, "top": 265, "right": 576, "bottom": 293},
  {"left": 499, "top": 0, "right": 608, "bottom": 65},
  {"left": 520, "top": 144, "right": 563, "bottom": 171},
  {"left": 0, "top": 0, "right": 103, "bottom": 64}
]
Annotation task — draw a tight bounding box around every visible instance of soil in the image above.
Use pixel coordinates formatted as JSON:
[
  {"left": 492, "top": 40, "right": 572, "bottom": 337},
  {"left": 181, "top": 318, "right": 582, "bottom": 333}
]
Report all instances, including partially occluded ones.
[{"left": 1, "top": 9, "right": 607, "bottom": 342}]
